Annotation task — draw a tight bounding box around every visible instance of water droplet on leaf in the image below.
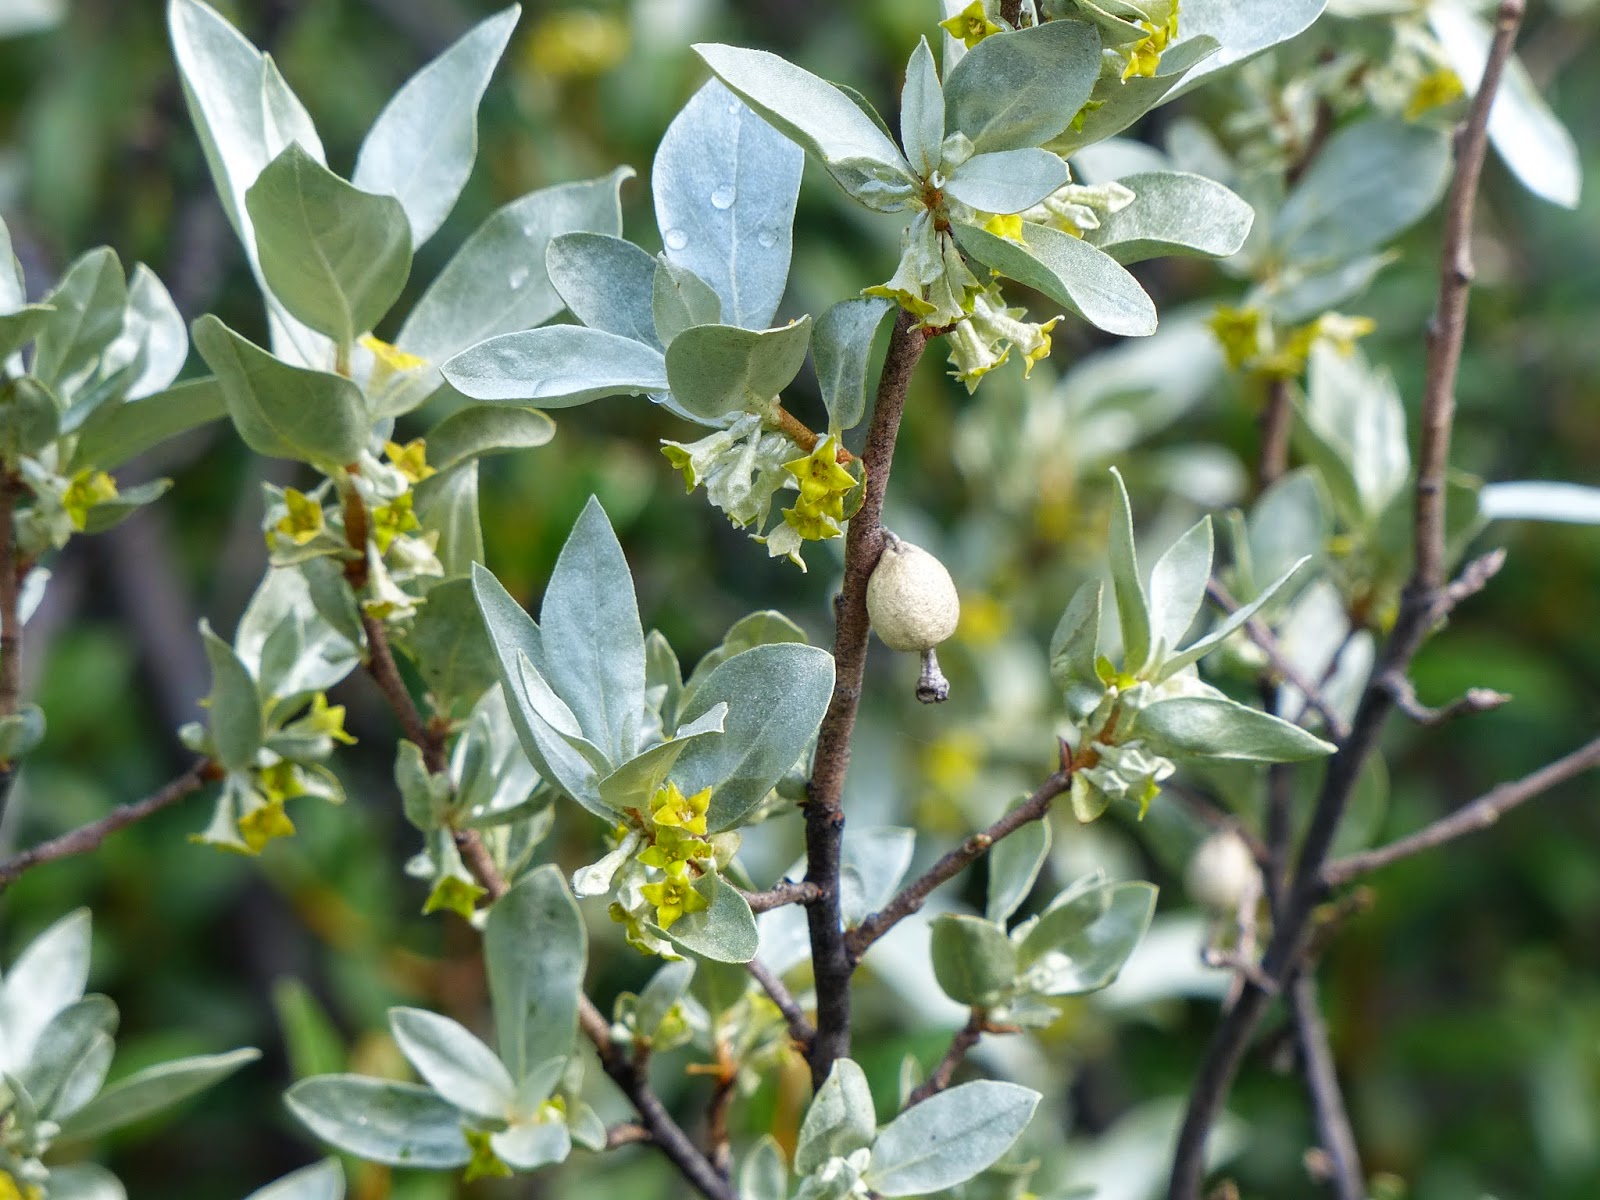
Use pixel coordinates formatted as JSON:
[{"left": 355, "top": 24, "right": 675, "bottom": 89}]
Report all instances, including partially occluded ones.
[
  {"left": 664, "top": 228, "right": 689, "bottom": 251},
  {"left": 710, "top": 185, "right": 736, "bottom": 210},
  {"left": 508, "top": 266, "right": 529, "bottom": 290}
]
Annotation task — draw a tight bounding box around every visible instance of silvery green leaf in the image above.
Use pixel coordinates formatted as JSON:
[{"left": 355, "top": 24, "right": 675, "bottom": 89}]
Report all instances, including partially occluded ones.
[
  {"left": 839, "top": 827, "right": 917, "bottom": 924},
  {"left": 1071, "top": 137, "right": 1173, "bottom": 183},
  {"left": 1247, "top": 469, "right": 1327, "bottom": 596},
  {"left": 31, "top": 247, "right": 127, "bottom": 391},
  {"left": 865, "top": 1081, "right": 1040, "bottom": 1196},
  {"left": 671, "top": 642, "right": 835, "bottom": 831},
  {"left": 597, "top": 704, "right": 726, "bottom": 812},
  {"left": 245, "top": 144, "right": 412, "bottom": 346},
  {"left": 814, "top": 296, "right": 893, "bottom": 432},
  {"left": 943, "top": 20, "right": 1101, "bottom": 153},
  {"left": 1047, "top": 37, "right": 1220, "bottom": 157},
  {"left": 652, "top": 258, "right": 723, "bottom": 348},
  {"left": 58, "top": 1047, "right": 261, "bottom": 1140},
  {"left": 741, "top": 1135, "right": 790, "bottom": 1200},
  {"left": 665, "top": 875, "right": 759, "bottom": 963},
  {"left": 0, "top": 378, "right": 59, "bottom": 463},
  {"left": 0, "top": 705, "right": 46, "bottom": 763},
  {"left": 443, "top": 326, "right": 666, "bottom": 407},
  {"left": 492, "top": 1118, "right": 571, "bottom": 1170},
  {"left": 1138, "top": 697, "right": 1335, "bottom": 761},
  {"left": 538, "top": 496, "right": 647, "bottom": 762},
  {"left": 1160, "top": 556, "right": 1309, "bottom": 678},
  {"left": 192, "top": 315, "right": 371, "bottom": 465},
  {"left": 1086, "top": 171, "right": 1253, "bottom": 264},
  {"left": 104, "top": 263, "right": 187, "bottom": 402},
  {"left": 943, "top": 148, "right": 1070, "bottom": 214},
  {"left": 0, "top": 305, "right": 52, "bottom": 364},
  {"left": 1049, "top": 580, "right": 1103, "bottom": 699},
  {"left": 1148, "top": 516, "right": 1213, "bottom": 657},
  {"left": 352, "top": 6, "right": 520, "bottom": 245},
  {"left": 425, "top": 405, "right": 555, "bottom": 472},
  {"left": 1296, "top": 342, "right": 1408, "bottom": 526},
  {"left": 1274, "top": 119, "right": 1449, "bottom": 266},
  {"left": 655, "top": 79, "right": 803, "bottom": 330},
  {"left": 68, "top": 378, "right": 227, "bottom": 473},
  {"left": 1017, "top": 880, "right": 1156, "bottom": 995},
  {"left": 245, "top": 1160, "right": 344, "bottom": 1200},
  {"left": 1430, "top": 3, "right": 1579, "bottom": 209},
  {"left": 398, "top": 167, "right": 631, "bottom": 364},
  {"left": 693, "top": 43, "right": 916, "bottom": 205},
  {"left": 404, "top": 578, "right": 496, "bottom": 709},
  {"left": 414, "top": 461, "right": 485, "bottom": 578},
  {"left": 645, "top": 628, "right": 685, "bottom": 731},
  {"left": 388, "top": 1008, "right": 514, "bottom": 1121},
  {"left": 485, "top": 865, "right": 586, "bottom": 1079},
  {"left": 953, "top": 221, "right": 1157, "bottom": 337},
  {"left": 54, "top": 1029, "right": 116, "bottom": 1121},
  {"left": 235, "top": 566, "right": 360, "bottom": 699},
  {"left": 199, "top": 619, "right": 263, "bottom": 773},
  {"left": 637, "top": 960, "right": 696, "bottom": 1039},
  {"left": 1106, "top": 466, "right": 1152, "bottom": 672},
  {"left": 38, "top": 1164, "right": 125, "bottom": 1200},
  {"left": 1265, "top": 251, "right": 1395, "bottom": 324},
  {"left": 1168, "top": 0, "right": 1328, "bottom": 96},
  {"left": 546, "top": 233, "right": 660, "bottom": 348},
  {"left": 1480, "top": 481, "right": 1600, "bottom": 525},
  {"left": 986, "top": 817, "right": 1052, "bottom": 924},
  {"left": 665, "top": 318, "right": 813, "bottom": 421},
  {"left": 284, "top": 1076, "right": 470, "bottom": 1168},
  {"left": 0, "top": 909, "right": 93, "bottom": 1076},
  {"left": 900, "top": 38, "right": 945, "bottom": 178},
  {"left": 930, "top": 914, "right": 1018, "bottom": 1006},
  {"left": 796, "top": 1058, "right": 876, "bottom": 1175},
  {"left": 681, "top": 611, "right": 808, "bottom": 707},
  {"left": 0, "top": 214, "right": 24, "bottom": 312}
]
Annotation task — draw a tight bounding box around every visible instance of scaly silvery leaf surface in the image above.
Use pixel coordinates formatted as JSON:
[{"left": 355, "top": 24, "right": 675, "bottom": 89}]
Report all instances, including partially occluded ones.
[
  {"left": 244, "top": 1161, "right": 343, "bottom": 1200},
  {"left": 865, "top": 1081, "right": 1041, "bottom": 1196}
]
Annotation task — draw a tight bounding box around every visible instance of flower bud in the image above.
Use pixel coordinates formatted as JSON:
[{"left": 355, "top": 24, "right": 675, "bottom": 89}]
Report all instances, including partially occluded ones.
[{"left": 1184, "top": 830, "right": 1259, "bottom": 912}]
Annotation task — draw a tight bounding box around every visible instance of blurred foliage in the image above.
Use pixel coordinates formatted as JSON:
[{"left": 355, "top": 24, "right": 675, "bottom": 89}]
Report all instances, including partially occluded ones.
[{"left": 0, "top": 1, "right": 1598, "bottom": 1197}]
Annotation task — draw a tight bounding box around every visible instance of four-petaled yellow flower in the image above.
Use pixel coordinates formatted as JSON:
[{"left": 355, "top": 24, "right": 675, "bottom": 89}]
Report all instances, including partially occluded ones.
[
  {"left": 640, "top": 862, "right": 710, "bottom": 930},
  {"left": 238, "top": 798, "right": 295, "bottom": 854},
  {"left": 299, "top": 692, "right": 358, "bottom": 745},
  {"left": 982, "top": 212, "right": 1024, "bottom": 242},
  {"left": 939, "top": 0, "right": 1002, "bottom": 49},
  {"left": 359, "top": 334, "right": 427, "bottom": 374},
  {"left": 650, "top": 780, "right": 711, "bottom": 836},
  {"left": 371, "top": 493, "right": 421, "bottom": 553},
  {"left": 1122, "top": 7, "right": 1180, "bottom": 81},
  {"left": 639, "top": 824, "right": 713, "bottom": 870},
  {"left": 273, "top": 487, "right": 324, "bottom": 546},
  {"left": 424, "top": 874, "right": 488, "bottom": 920},
  {"left": 1405, "top": 67, "right": 1465, "bottom": 121},
  {"left": 384, "top": 438, "right": 437, "bottom": 485},
  {"left": 62, "top": 469, "right": 118, "bottom": 530},
  {"left": 1208, "top": 305, "right": 1264, "bottom": 370},
  {"left": 780, "top": 436, "right": 857, "bottom": 542}
]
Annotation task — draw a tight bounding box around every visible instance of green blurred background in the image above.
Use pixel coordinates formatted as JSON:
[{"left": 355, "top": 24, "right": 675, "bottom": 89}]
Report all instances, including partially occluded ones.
[{"left": 1, "top": 1, "right": 1597, "bottom": 1196}]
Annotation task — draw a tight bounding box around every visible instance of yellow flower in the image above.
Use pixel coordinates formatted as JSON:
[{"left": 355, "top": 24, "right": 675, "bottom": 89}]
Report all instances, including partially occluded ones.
[
  {"left": 257, "top": 761, "right": 304, "bottom": 804},
  {"left": 384, "top": 438, "right": 437, "bottom": 484},
  {"left": 424, "top": 874, "right": 488, "bottom": 920},
  {"left": 463, "top": 1129, "right": 513, "bottom": 1182},
  {"left": 62, "top": 469, "right": 118, "bottom": 530},
  {"left": 1069, "top": 99, "right": 1105, "bottom": 133},
  {"left": 640, "top": 863, "right": 710, "bottom": 930},
  {"left": 650, "top": 780, "right": 711, "bottom": 836},
  {"left": 1405, "top": 67, "right": 1465, "bottom": 121},
  {"left": 273, "top": 488, "right": 325, "bottom": 547},
  {"left": 1121, "top": 7, "right": 1179, "bottom": 81},
  {"left": 863, "top": 282, "right": 938, "bottom": 320},
  {"left": 1208, "top": 305, "right": 1264, "bottom": 371},
  {"left": 940, "top": 0, "right": 1003, "bottom": 49},
  {"left": 782, "top": 505, "right": 843, "bottom": 542},
  {"left": 359, "top": 334, "right": 427, "bottom": 373},
  {"left": 526, "top": 10, "right": 630, "bottom": 79},
  {"left": 305, "top": 693, "right": 357, "bottom": 744},
  {"left": 371, "top": 493, "right": 420, "bottom": 553},
  {"left": 981, "top": 212, "right": 1025, "bottom": 242},
  {"left": 639, "top": 825, "right": 713, "bottom": 870},
  {"left": 780, "top": 436, "right": 857, "bottom": 540},
  {"left": 0, "top": 1173, "right": 43, "bottom": 1200},
  {"left": 1311, "top": 312, "right": 1376, "bottom": 356},
  {"left": 238, "top": 798, "right": 296, "bottom": 854}
]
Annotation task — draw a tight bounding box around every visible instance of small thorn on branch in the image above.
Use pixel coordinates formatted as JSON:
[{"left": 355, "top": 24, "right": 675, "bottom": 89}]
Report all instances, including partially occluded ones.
[
  {"left": 1434, "top": 546, "right": 1508, "bottom": 621},
  {"left": 1380, "top": 671, "right": 1510, "bottom": 727}
]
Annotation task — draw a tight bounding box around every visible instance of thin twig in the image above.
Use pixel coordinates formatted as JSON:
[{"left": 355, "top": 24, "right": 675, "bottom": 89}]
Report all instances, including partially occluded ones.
[
  {"left": 906, "top": 1010, "right": 985, "bottom": 1106},
  {"left": 1380, "top": 671, "right": 1510, "bottom": 727},
  {"left": 1206, "top": 581, "right": 1352, "bottom": 742},
  {"left": 847, "top": 768, "right": 1072, "bottom": 960},
  {"left": 0, "top": 470, "right": 22, "bottom": 812},
  {"left": 741, "top": 879, "right": 823, "bottom": 913},
  {"left": 0, "top": 760, "right": 218, "bottom": 891},
  {"left": 1289, "top": 973, "right": 1364, "bottom": 1200},
  {"left": 1324, "top": 734, "right": 1600, "bottom": 885},
  {"left": 1166, "top": 7, "right": 1527, "bottom": 1195},
  {"left": 705, "top": 1051, "right": 738, "bottom": 1178},
  {"left": 360, "top": 612, "right": 445, "bottom": 771},
  {"left": 606, "top": 1122, "right": 652, "bottom": 1149},
  {"left": 772, "top": 406, "right": 856, "bottom": 463},
  {"left": 802, "top": 310, "right": 928, "bottom": 1087},
  {"left": 747, "top": 958, "right": 816, "bottom": 1049},
  {"left": 1256, "top": 377, "right": 1293, "bottom": 494}
]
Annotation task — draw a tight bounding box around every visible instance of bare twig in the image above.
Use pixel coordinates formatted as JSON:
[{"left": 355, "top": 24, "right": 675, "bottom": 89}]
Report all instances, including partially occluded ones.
[
  {"left": 1434, "top": 546, "right": 1507, "bottom": 620},
  {"left": 771, "top": 406, "right": 857, "bottom": 463},
  {"left": 847, "top": 767, "right": 1071, "bottom": 960},
  {"left": 705, "top": 1052, "right": 738, "bottom": 1177},
  {"left": 1256, "top": 377, "right": 1293, "bottom": 494},
  {"left": 0, "top": 760, "right": 218, "bottom": 891},
  {"left": 606, "top": 1122, "right": 652, "bottom": 1149},
  {"left": 802, "top": 310, "right": 928, "bottom": 1087},
  {"left": 1289, "top": 973, "right": 1364, "bottom": 1200},
  {"left": 1380, "top": 671, "right": 1510, "bottom": 727},
  {"left": 1206, "top": 581, "right": 1352, "bottom": 742},
  {"left": 747, "top": 958, "right": 816, "bottom": 1049},
  {"left": 1324, "top": 734, "right": 1600, "bottom": 885},
  {"left": 360, "top": 612, "right": 445, "bottom": 770},
  {"left": 741, "top": 879, "right": 823, "bottom": 913},
  {"left": 1166, "top": 7, "right": 1528, "bottom": 1195},
  {"left": 0, "top": 470, "right": 22, "bottom": 811},
  {"left": 906, "top": 1010, "right": 985, "bottom": 1106}
]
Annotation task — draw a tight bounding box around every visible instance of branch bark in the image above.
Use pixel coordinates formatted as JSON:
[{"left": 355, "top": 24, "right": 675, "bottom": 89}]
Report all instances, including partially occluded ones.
[
  {"left": 1255, "top": 376, "right": 1293, "bottom": 495},
  {"left": 0, "top": 470, "right": 22, "bottom": 811},
  {"left": 802, "top": 310, "right": 927, "bottom": 1087},
  {"left": 747, "top": 957, "right": 816, "bottom": 1049},
  {"left": 742, "top": 879, "right": 823, "bottom": 913},
  {"left": 1289, "top": 973, "right": 1364, "bottom": 1200},
  {"left": 906, "top": 1009, "right": 985, "bottom": 1106}
]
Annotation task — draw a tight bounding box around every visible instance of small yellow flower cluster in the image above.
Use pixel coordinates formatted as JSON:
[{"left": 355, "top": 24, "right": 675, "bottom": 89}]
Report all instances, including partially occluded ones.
[
  {"left": 1404, "top": 67, "right": 1465, "bottom": 121},
  {"left": 636, "top": 782, "right": 713, "bottom": 930},
  {"left": 273, "top": 488, "right": 325, "bottom": 547},
  {"left": 1122, "top": 5, "right": 1180, "bottom": 81},
  {"left": 947, "top": 283, "right": 1061, "bottom": 392},
  {"left": 780, "top": 436, "right": 857, "bottom": 543},
  {"left": 525, "top": 10, "right": 630, "bottom": 80},
  {"left": 1208, "top": 306, "right": 1375, "bottom": 378},
  {"left": 939, "top": 0, "right": 1003, "bottom": 49},
  {"left": 62, "top": 468, "right": 117, "bottom": 530}
]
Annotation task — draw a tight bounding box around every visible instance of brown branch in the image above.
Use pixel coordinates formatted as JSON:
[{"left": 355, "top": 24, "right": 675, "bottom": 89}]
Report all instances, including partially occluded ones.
[
  {"left": 741, "top": 879, "right": 823, "bottom": 913},
  {"left": 0, "top": 760, "right": 218, "bottom": 891},
  {"left": 1289, "top": 973, "right": 1364, "bottom": 1200},
  {"left": 1206, "top": 581, "right": 1352, "bottom": 742},
  {"left": 999, "top": 0, "right": 1024, "bottom": 27},
  {"left": 606, "top": 1122, "right": 652, "bottom": 1149},
  {"left": 906, "top": 1009, "right": 985, "bottom": 1106},
  {"left": 1379, "top": 671, "right": 1510, "bottom": 727},
  {"left": 705, "top": 1053, "right": 738, "bottom": 1178},
  {"left": 1166, "top": 6, "right": 1527, "bottom": 1195},
  {"left": 360, "top": 612, "right": 445, "bottom": 772},
  {"left": 771, "top": 406, "right": 856, "bottom": 463},
  {"left": 802, "top": 310, "right": 928, "bottom": 1088},
  {"left": 1256, "top": 377, "right": 1293, "bottom": 494},
  {"left": 747, "top": 958, "right": 816, "bottom": 1049},
  {"left": 846, "top": 767, "right": 1071, "bottom": 960},
  {"left": 0, "top": 470, "right": 22, "bottom": 810},
  {"left": 1323, "top": 733, "right": 1600, "bottom": 885}
]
